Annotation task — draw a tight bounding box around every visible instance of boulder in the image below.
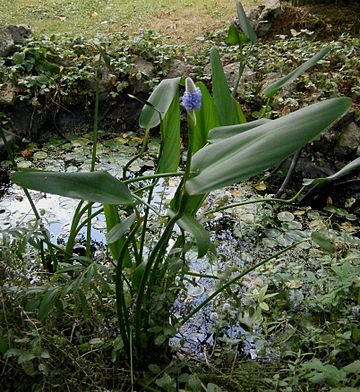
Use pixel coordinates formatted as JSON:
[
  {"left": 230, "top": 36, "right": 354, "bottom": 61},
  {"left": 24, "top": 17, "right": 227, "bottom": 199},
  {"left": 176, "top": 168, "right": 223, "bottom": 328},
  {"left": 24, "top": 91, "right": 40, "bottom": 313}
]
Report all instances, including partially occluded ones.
[
  {"left": 0, "top": 25, "right": 32, "bottom": 57},
  {"left": 248, "top": 0, "right": 282, "bottom": 37},
  {"left": 334, "top": 121, "right": 360, "bottom": 159},
  {"left": 0, "top": 83, "right": 17, "bottom": 105},
  {"left": 129, "top": 57, "right": 156, "bottom": 93},
  {"left": 166, "top": 59, "right": 195, "bottom": 79},
  {"left": 223, "top": 63, "right": 255, "bottom": 90}
]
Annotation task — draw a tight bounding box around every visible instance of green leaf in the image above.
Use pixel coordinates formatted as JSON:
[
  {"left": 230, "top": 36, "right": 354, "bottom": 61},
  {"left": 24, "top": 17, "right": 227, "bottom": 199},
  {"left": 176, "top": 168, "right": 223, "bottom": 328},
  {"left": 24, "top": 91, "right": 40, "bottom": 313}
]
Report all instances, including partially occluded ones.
[
  {"left": 11, "top": 171, "right": 134, "bottom": 205},
  {"left": 192, "top": 82, "right": 219, "bottom": 153},
  {"left": 139, "top": 77, "right": 181, "bottom": 129},
  {"left": 185, "top": 97, "right": 350, "bottom": 195},
  {"left": 157, "top": 91, "right": 181, "bottom": 173},
  {"left": 43, "top": 60, "right": 60, "bottom": 74},
  {"left": 209, "top": 119, "right": 270, "bottom": 142},
  {"left": 236, "top": 1, "right": 257, "bottom": 45},
  {"left": 107, "top": 213, "right": 136, "bottom": 244},
  {"left": 133, "top": 262, "right": 146, "bottom": 289},
  {"left": 38, "top": 286, "right": 62, "bottom": 322},
  {"left": 343, "top": 360, "right": 360, "bottom": 375},
  {"left": 168, "top": 211, "right": 210, "bottom": 258},
  {"left": 232, "top": 96, "right": 247, "bottom": 124},
  {"left": 263, "top": 47, "right": 331, "bottom": 98},
  {"left": 311, "top": 230, "right": 336, "bottom": 254},
  {"left": 226, "top": 23, "right": 248, "bottom": 46},
  {"left": 303, "top": 157, "right": 360, "bottom": 186},
  {"left": 211, "top": 48, "right": 240, "bottom": 126},
  {"left": 12, "top": 52, "right": 25, "bottom": 65},
  {"left": 104, "top": 205, "right": 133, "bottom": 267}
]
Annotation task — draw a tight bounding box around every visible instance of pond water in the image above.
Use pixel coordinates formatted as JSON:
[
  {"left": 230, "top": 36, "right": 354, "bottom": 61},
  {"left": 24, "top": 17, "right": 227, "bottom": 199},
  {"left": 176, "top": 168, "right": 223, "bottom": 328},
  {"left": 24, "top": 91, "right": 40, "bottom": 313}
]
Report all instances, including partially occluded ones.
[{"left": 0, "top": 132, "right": 290, "bottom": 361}]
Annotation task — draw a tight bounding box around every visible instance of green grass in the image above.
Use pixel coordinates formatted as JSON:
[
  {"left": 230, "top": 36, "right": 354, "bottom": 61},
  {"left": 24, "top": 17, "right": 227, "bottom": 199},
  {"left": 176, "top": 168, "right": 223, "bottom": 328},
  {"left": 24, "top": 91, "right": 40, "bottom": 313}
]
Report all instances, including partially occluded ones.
[{"left": 0, "top": 0, "right": 259, "bottom": 43}]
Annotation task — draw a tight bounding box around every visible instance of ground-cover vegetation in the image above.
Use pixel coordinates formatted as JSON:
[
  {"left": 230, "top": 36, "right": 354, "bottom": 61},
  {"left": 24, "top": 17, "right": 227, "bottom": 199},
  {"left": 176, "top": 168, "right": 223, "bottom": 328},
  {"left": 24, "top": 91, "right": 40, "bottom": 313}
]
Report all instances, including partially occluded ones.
[
  {"left": 0, "top": 0, "right": 241, "bottom": 44},
  {"left": 1, "top": 1, "right": 360, "bottom": 391}
]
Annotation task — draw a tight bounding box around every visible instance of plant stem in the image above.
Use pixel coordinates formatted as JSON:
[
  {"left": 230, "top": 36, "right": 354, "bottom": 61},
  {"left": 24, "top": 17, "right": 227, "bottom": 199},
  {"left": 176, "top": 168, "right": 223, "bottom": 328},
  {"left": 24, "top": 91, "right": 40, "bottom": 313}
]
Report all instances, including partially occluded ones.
[
  {"left": 124, "top": 171, "right": 184, "bottom": 184},
  {"left": 179, "top": 239, "right": 308, "bottom": 326},
  {"left": 206, "top": 186, "right": 306, "bottom": 215},
  {"left": 115, "top": 216, "right": 141, "bottom": 358},
  {"left": 122, "top": 127, "right": 150, "bottom": 180},
  {"left": 86, "top": 54, "right": 101, "bottom": 258}
]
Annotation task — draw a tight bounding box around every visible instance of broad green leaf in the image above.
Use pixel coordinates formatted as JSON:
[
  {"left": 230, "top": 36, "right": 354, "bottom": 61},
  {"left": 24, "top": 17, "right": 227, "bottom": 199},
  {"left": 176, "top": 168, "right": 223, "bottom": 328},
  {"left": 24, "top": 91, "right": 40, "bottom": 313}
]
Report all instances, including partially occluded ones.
[
  {"left": 104, "top": 205, "right": 133, "bottom": 267},
  {"left": 12, "top": 52, "right": 25, "bottom": 65},
  {"left": 263, "top": 47, "right": 331, "bottom": 98},
  {"left": 185, "top": 97, "right": 351, "bottom": 195},
  {"left": 191, "top": 82, "right": 219, "bottom": 153},
  {"left": 11, "top": 171, "right": 134, "bottom": 205},
  {"left": 209, "top": 119, "right": 270, "bottom": 142},
  {"left": 139, "top": 77, "right": 181, "bottom": 129},
  {"left": 211, "top": 48, "right": 240, "bottom": 126},
  {"left": 132, "top": 262, "right": 146, "bottom": 289},
  {"left": 303, "top": 157, "right": 360, "bottom": 185},
  {"left": 168, "top": 210, "right": 210, "bottom": 258},
  {"left": 233, "top": 96, "right": 247, "bottom": 124},
  {"left": 107, "top": 213, "right": 136, "bottom": 244},
  {"left": 43, "top": 60, "right": 60, "bottom": 74},
  {"left": 236, "top": 1, "right": 257, "bottom": 45},
  {"left": 226, "top": 23, "right": 248, "bottom": 46},
  {"left": 157, "top": 91, "right": 181, "bottom": 173},
  {"left": 38, "top": 286, "right": 62, "bottom": 322},
  {"left": 311, "top": 230, "right": 336, "bottom": 254},
  {"left": 343, "top": 360, "right": 360, "bottom": 375}
]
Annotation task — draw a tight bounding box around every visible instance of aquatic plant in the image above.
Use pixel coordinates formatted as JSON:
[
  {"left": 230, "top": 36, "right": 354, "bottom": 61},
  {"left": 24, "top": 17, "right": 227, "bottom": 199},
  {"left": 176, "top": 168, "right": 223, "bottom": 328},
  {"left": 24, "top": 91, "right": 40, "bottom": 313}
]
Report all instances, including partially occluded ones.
[{"left": 9, "top": 2, "right": 351, "bottom": 369}]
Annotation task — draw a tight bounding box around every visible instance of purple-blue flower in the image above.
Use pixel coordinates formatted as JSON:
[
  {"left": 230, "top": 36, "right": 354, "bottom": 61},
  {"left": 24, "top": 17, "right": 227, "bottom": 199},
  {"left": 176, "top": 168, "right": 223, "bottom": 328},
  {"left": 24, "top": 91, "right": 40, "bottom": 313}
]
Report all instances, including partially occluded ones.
[{"left": 181, "top": 77, "right": 202, "bottom": 111}]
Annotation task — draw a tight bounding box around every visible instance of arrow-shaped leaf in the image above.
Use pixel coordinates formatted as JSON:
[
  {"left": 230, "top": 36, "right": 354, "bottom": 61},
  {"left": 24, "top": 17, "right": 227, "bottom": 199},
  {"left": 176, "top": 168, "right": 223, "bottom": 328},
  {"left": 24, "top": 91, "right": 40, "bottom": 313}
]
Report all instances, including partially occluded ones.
[
  {"left": 11, "top": 171, "right": 134, "bottom": 205},
  {"left": 209, "top": 118, "right": 270, "bottom": 142},
  {"left": 186, "top": 97, "right": 351, "bottom": 195},
  {"left": 139, "top": 77, "right": 181, "bottom": 129},
  {"left": 236, "top": 1, "right": 257, "bottom": 45},
  {"left": 263, "top": 47, "right": 331, "bottom": 98},
  {"left": 168, "top": 210, "right": 210, "bottom": 258}
]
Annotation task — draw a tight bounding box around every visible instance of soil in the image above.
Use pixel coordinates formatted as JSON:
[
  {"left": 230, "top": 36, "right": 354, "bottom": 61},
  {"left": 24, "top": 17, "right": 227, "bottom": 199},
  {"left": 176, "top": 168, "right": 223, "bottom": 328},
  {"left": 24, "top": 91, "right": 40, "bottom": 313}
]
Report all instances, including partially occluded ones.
[{"left": 265, "top": 2, "right": 360, "bottom": 40}]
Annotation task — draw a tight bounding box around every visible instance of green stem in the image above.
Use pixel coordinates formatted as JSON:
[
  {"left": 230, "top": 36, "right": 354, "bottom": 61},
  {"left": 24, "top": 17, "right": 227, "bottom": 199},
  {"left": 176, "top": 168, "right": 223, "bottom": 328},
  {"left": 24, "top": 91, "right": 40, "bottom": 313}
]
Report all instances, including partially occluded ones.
[
  {"left": 124, "top": 171, "right": 184, "bottom": 185},
  {"left": 132, "top": 193, "right": 161, "bottom": 216},
  {"left": 206, "top": 186, "right": 305, "bottom": 215},
  {"left": 122, "top": 127, "right": 150, "bottom": 180},
  {"left": 134, "top": 212, "right": 180, "bottom": 351},
  {"left": 115, "top": 215, "right": 141, "bottom": 359},
  {"left": 86, "top": 55, "right": 101, "bottom": 258},
  {"left": 65, "top": 201, "right": 90, "bottom": 262},
  {"left": 231, "top": 60, "right": 245, "bottom": 97},
  {"left": 179, "top": 239, "right": 308, "bottom": 326}
]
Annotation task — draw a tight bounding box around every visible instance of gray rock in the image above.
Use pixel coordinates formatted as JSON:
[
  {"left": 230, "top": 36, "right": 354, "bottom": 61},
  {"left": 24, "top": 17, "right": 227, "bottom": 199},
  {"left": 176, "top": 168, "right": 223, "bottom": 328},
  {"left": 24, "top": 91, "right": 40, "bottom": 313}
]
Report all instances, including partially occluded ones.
[
  {"left": 262, "top": 72, "right": 295, "bottom": 101},
  {"left": 0, "top": 83, "right": 17, "bottom": 105},
  {"left": 129, "top": 57, "right": 156, "bottom": 93},
  {"left": 223, "top": 63, "right": 255, "bottom": 90},
  {"left": 0, "top": 25, "right": 32, "bottom": 57},
  {"left": 0, "top": 129, "right": 16, "bottom": 156},
  {"left": 248, "top": 0, "right": 282, "bottom": 37},
  {"left": 334, "top": 122, "right": 360, "bottom": 158},
  {"left": 166, "top": 59, "right": 194, "bottom": 79}
]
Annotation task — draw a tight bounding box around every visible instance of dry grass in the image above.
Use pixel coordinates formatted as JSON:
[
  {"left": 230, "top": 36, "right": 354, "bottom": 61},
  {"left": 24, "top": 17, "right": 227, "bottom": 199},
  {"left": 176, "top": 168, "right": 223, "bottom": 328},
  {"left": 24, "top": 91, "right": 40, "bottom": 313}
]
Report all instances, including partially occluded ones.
[{"left": 0, "top": 0, "right": 261, "bottom": 43}]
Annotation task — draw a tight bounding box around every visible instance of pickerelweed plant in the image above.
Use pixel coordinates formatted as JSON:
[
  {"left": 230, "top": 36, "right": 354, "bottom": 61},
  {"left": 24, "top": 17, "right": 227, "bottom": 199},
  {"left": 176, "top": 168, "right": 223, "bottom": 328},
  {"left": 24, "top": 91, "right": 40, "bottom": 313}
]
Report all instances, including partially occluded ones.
[{"left": 9, "top": 2, "right": 352, "bottom": 368}]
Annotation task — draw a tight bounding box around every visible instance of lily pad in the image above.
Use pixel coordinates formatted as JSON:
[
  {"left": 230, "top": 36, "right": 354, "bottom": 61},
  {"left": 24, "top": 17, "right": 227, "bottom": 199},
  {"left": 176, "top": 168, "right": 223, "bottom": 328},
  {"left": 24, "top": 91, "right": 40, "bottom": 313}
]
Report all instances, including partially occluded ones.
[
  {"left": 277, "top": 211, "right": 295, "bottom": 222},
  {"left": 33, "top": 151, "right": 48, "bottom": 160},
  {"left": 17, "top": 161, "right": 32, "bottom": 169}
]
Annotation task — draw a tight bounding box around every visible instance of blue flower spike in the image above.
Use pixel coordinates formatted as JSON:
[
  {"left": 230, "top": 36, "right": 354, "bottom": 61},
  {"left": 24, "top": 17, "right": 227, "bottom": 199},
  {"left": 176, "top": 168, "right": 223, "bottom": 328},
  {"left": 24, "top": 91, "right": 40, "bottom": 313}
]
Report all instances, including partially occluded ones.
[{"left": 182, "top": 77, "right": 202, "bottom": 111}]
